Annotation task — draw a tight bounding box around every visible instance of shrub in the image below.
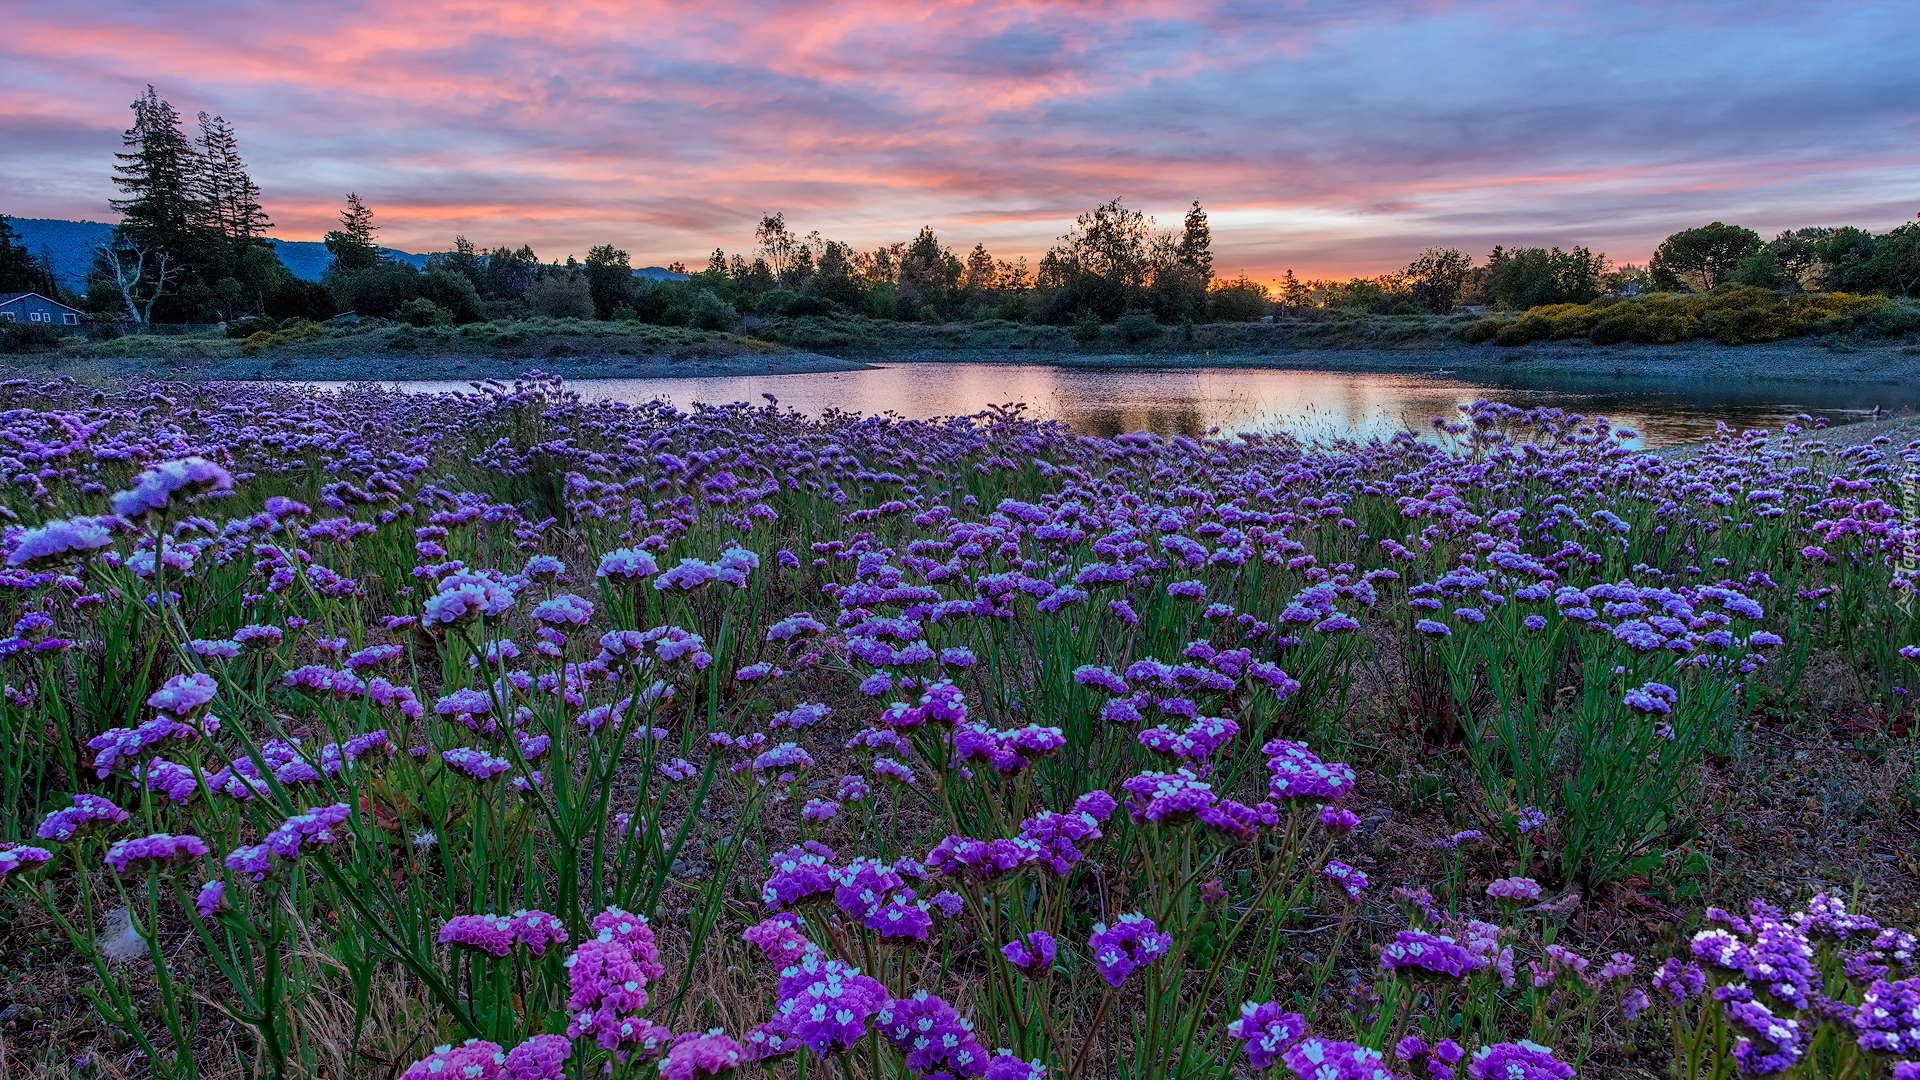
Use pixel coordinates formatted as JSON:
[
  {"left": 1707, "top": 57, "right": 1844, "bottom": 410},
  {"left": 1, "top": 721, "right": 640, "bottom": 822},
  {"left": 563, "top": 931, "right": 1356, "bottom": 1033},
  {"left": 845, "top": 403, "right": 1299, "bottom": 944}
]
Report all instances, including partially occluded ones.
[
  {"left": 1463, "top": 317, "right": 1506, "bottom": 344},
  {"left": 1114, "top": 311, "right": 1160, "bottom": 343},
  {"left": 1475, "top": 287, "right": 1892, "bottom": 347},
  {"left": 397, "top": 298, "right": 454, "bottom": 327}
]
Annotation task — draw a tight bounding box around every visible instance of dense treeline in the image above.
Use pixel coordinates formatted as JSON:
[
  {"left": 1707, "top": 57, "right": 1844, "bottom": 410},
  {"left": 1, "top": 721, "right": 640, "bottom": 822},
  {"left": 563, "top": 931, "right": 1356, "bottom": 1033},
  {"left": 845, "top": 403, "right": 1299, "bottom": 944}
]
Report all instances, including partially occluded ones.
[{"left": 7, "top": 88, "right": 1919, "bottom": 339}]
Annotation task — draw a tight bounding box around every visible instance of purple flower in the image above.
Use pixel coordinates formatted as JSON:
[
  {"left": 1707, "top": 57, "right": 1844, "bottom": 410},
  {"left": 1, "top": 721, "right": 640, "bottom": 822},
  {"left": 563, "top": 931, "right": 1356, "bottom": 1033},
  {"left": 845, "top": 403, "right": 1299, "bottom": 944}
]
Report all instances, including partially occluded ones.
[
  {"left": 926, "top": 836, "right": 1041, "bottom": 881},
  {"left": 597, "top": 547, "right": 661, "bottom": 579},
  {"left": 36, "top": 793, "right": 131, "bottom": 841},
  {"left": 1516, "top": 806, "right": 1548, "bottom": 833},
  {"left": 440, "top": 913, "right": 519, "bottom": 957},
  {"left": 1001, "top": 931, "right": 1058, "bottom": 976},
  {"left": 763, "top": 842, "right": 840, "bottom": 908},
  {"left": 0, "top": 845, "right": 54, "bottom": 882},
  {"left": 502, "top": 1034, "right": 571, "bottom": 1080},
  {"left": 1280, "top": 1039, "right": 1397, "bottom": 1080},
  {"left": 984, "top": 1053, "right": 1046, "bottom": 1080},
  {"left": 345, "top": 644, "right": 405, "bottom": 670},
  {"left": 6, "top": 516, "right": 116, "bottom": 567},
  {"left": 1851, "top": 978, "right": 1920, "bottom": 1056},
  {"left": 801, "top": 798, "right": 840, "bottom": 821},
  {"left": 443, "top": 747, "right": 513, "bottom": 781},
  {"left": 1167, "top": 579, "right": 1207, "bottom": 599},
  {"left": 1089, "top": 913, "right": 1171, "bottom": 987},
  {"left": 771, "top": 954, "right": 890, "bottom": 1054},
  {"left": 531, "top": 593, "right": 594, "bottom": 626},
  {"left": 1718, "top": 987, "right": 1804, "bottom": 1075},
  {"left": 1624, "top": 681, "right": 1679, "bottom": 715},
  {"left": 400, "top": 1041, "right": 505, "bottom": 1080},
  {"left": 1487, "top": 877, "right": 1543, "bottom": 903},
  {"left": 104, "top": 833, "right": 210, "bottom": 873},
  {"left": 1227, "top": 1002, "right": 1308, "bottom": 1069},
  {"left": 1465, "top": 1041, "right": 1574, "bottom": 1079},
  {"left": 1415, "top": 619, "right": 1452, "bottom": 636},
  {"left": 1322, "top": 860, "right": 1368, "bottom": 900},
  {"left": 875, "top": 991, "right": 989, "bottom": 1079},
  {"left": 662, "top": 1031, "right": 745, "bottom": 1080},
  {"left": 1319, "top": 806, "right": 1361, "bottom": 837},
  {"left": 1380, "top": 930, "right": 1479, "bottom": 980},
  {"left": 1654, "top": 958, "right": 1707, "bottom": 1003},
  {"left": 1263, "top": 739, "right": 1357, "bottom": 802},
  {"left": 564, "top": 937, "right": 657, "bottom": 1047},
  {"left": 147, "top": 672, "right": 218, "bottom": 716},
  {"left": 110, "top": 457, "right": 234, "bottom": 518},
  {"left": 1121, "top": 768, "right": 1217, "bottom": 823},
  {"left": 194, "top": 879, "right": 226, "bottom": 917}
]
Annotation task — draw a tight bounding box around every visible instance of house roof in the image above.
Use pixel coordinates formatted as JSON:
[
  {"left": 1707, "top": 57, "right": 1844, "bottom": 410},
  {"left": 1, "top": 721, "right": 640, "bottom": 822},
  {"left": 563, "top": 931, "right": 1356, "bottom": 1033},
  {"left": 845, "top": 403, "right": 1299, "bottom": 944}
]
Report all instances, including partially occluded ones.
[{"left": 0, "top": 292, "right": 82, "bottom": 313}]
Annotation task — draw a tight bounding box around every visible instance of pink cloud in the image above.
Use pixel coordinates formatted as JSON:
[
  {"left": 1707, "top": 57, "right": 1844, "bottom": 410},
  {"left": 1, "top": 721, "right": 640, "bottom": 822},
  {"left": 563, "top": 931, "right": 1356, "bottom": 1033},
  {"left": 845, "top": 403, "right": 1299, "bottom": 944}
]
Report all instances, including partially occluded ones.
[{"left": 1, "top": 0, "right": 1915, "bottom": 277}]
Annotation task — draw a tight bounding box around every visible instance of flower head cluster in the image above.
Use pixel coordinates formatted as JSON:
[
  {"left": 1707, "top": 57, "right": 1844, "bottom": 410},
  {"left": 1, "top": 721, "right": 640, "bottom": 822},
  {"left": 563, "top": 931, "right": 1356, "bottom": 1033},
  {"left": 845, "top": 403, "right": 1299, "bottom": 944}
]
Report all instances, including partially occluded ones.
[
  {"left": 1089, "top": 913, "right": 1171, "bottom": 988},
  {"left": 0, "top": 844, "right": 54, "bottom": 882},
  {"left": 111, "top": 457, "right": 234, "bottom": 518},
  {"left": 105, "top": 832, "right": 210, "bottom": 873},
  {"left": 7, "top": 516, "right": 116, "bottom": 568},
  {"left": 1280, "top": 1039, "right": 1398, "bottom": 1080},
  {"left": 1001, "top": 931, "right": 1057, "bottom": 977},
  {"left": 874, "top": 991, "right": 989, "bottom": 1080},
  {"left": 439, "top": 910, "right": 569, "bottom": 958},
  {"left": 767, "top": 953, "right": 890, "bottom": 1054},
  {"left": 1263, "top": 739, "right": 1356, "bottom": 802},
  {"left": 663, "top": 1031, "right": 745, "bottom": 1080},
  {"left": 1380, "top": 930, "right": 1480, "bottom": 981},
  {"left": 1624, "top": 681, "right": 1679, "bottom": 715},
  {"left": 1227, "top": 1002, "right": 1308, "bottom": 1070},
  {"left": 1465, "top": 1041, "right": 1574, "bottom": 1080},
  {"left": 36, "top": 794, "right": 131, "bottom": 841}
]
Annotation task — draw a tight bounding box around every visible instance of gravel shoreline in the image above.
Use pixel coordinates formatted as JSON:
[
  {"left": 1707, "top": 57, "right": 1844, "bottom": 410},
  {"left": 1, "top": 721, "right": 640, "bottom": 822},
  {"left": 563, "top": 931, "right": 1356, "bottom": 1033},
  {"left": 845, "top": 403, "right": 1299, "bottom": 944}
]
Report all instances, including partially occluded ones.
[
  {"left": 871, "top": 339, "right": 1920, "bottom": 384},
  {"left": 7, "top": 337, "right": 1918, "bottom": 386},
  {"left": 1, "top": 348, "right": 875, "bottom": 383}
]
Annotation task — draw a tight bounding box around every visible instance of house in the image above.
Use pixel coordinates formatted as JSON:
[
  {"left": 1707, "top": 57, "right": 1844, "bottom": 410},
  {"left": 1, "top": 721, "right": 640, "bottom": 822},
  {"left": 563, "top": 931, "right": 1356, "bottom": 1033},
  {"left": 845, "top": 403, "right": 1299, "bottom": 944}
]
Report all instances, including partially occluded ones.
[{"left": 0, "top": 292, "right": 83, "bottom": 327}]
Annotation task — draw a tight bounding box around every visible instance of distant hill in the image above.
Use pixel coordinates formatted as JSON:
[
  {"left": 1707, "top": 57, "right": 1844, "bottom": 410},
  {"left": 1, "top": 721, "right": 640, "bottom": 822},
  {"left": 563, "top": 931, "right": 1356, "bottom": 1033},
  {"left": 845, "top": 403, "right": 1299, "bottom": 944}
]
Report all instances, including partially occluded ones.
[{"left": 4, "top": 218, "right": 688, "bottom": 287}]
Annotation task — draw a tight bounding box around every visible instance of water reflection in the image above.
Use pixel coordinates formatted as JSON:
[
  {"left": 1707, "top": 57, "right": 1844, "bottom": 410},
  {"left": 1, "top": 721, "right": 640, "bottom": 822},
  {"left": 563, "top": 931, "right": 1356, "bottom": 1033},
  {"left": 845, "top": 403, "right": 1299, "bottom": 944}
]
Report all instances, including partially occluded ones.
[{"left": 302, "top": 363, "right": 1920, "bottom": 449}]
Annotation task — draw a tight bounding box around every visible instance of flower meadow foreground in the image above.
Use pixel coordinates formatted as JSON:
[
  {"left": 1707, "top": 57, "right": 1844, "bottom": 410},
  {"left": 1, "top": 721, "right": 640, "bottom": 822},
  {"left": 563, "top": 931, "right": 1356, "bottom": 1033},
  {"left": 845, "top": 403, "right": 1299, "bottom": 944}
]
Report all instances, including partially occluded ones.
[{"left": 0, "top": 373, "right": 1918, "bottom": 1079}]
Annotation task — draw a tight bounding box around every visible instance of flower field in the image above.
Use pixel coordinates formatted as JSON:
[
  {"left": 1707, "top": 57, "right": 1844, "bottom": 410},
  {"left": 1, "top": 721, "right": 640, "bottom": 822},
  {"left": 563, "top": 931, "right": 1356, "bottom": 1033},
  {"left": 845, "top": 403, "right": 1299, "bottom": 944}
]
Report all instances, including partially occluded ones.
[{"left": 2, "top": 372, "right": 1918, "bottom": 1080}]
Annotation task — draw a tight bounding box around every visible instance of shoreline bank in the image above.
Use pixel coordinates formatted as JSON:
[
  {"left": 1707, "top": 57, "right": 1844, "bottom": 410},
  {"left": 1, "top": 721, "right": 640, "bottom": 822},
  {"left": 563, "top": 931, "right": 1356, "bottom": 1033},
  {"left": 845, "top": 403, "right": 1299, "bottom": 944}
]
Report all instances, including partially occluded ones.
[{"left": 5, "top": 337, "right": 1919, "bottom": 387}]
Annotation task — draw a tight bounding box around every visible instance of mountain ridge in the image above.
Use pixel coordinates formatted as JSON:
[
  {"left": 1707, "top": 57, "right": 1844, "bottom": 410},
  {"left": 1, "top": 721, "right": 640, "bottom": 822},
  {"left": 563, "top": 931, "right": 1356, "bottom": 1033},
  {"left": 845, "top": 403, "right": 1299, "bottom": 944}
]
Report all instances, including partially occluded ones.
[{"left": 3, "top": 218, "right": 688, "bottom": 288}]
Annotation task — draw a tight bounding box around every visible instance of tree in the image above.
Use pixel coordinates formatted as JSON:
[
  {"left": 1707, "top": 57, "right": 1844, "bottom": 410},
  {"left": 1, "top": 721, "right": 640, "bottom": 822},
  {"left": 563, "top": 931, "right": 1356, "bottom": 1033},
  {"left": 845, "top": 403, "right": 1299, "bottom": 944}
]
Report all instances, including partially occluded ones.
[
  {"left": 896, "top": 227, "right": 961, "bottom": 319},
  {"left": 583, "top": 244, "right": 633, "bottom": 319},
  {"left": 1400, "top": 248, "right": 1473, "bottom": 314},
  {"left": 962, "top": 243, "right": 997, "bottom": 298},
  {"left": 1733, "top": 228, "right": 1831, "bottom": 292},
  {"left": 1035, "top": 198, "right": 1155, "bottom": 322},
  {"left": 1649, "top": 222, "right": 1761, "bottom": 292},
  {"left": 1485, "top": 246, "right": 1607, "bottom": 310},
  {"left": 0, "top": 217, "right": 40, "bottom": 293},
  {"left": 1177, "top": 201, "right": 1213, "bottom": 283},
  {"left": 194, "top": 112, "right": 272, "bottom": 242},
  {"left": 755, "top": 213, "right": 795, "bottom": 282},
  {"left": 324, "top": 193, "right": 383, "bottom": 273},
  {"left": 93, "top": 240, "right": 180, "bottom": 325},
  {"left": 112, "top": 87, "right": 207, "bottom": 265},
  {"left": 1206, "top": 277, "right": 1270, "bottom": 321},
  {"left": 1867, "top": 222, "right": 1920, "bottom": 297},
  {"left": 527, "top": 274, "right": 595, "bottom": 319}
]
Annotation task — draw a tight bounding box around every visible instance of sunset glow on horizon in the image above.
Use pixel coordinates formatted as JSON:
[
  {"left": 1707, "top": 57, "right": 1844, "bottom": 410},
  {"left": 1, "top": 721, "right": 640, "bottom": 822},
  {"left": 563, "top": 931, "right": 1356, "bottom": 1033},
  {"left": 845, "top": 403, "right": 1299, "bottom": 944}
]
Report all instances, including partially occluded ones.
[{"left": 4, "top": 0, "right": 1917, "bottom": 280}]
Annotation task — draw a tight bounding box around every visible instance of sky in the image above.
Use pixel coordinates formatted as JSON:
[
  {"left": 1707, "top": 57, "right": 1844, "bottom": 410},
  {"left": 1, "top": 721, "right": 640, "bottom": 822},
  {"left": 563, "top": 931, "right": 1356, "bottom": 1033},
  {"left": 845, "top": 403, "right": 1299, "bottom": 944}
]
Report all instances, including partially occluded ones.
[{"left": 3, "top": 0, "right": 1918, "bottom": 280}]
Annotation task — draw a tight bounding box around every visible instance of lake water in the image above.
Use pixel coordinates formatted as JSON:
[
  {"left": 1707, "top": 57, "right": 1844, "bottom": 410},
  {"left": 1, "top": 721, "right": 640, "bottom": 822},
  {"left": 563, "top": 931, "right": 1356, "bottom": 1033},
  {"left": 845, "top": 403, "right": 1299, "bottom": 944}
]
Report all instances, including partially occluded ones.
[{"left": 306, "top": 363, "right": 1920, "bottom": 449}]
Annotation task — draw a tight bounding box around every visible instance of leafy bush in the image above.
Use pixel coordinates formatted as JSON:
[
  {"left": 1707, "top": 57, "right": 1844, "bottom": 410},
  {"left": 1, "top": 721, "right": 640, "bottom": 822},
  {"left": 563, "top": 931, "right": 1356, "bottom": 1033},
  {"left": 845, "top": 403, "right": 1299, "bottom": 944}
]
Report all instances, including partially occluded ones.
[
  {"left": 1474, "top": 287, "right": 1890, "bottom": 346},
  {"left": 1114, "top": 311, "right": 1160, "bottom": 343},
  {"left": 398, "top": 297, "right": 454, "bottom": 327}
]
